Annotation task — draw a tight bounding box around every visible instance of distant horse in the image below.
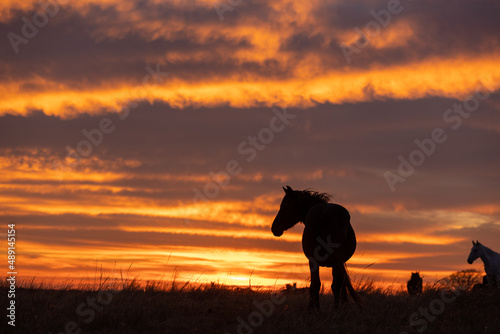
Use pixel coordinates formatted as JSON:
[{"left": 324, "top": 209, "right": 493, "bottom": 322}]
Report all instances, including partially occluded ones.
[
  {"left": 467, "top": 240, "right": 500, "bottom": 287},
  {"left": 271, "top": 186, "right": 361, "bottom": 309},
  {"left": 407, "top": 272, "right": 423, "bottom": 295}
]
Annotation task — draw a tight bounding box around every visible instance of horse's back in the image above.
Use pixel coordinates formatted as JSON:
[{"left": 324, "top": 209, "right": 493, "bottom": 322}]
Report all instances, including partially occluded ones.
[
  {"left": 302, "top": 203, "right": 356, "bottom": 266},
  {"left": 487, "top": 251, "right": 500, "bottom": 276}
]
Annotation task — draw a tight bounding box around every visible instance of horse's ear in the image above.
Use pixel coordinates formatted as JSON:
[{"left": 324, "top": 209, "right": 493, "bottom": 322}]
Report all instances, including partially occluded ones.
[
  {"left": 285, "top": 185, "right": 293, "bottom": 193},
  {"left": 472, "top": 240, "right": 476, "bottom": 245}
]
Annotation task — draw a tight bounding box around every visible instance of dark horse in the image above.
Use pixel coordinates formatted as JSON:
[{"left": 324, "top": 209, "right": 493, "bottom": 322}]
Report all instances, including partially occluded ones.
[
  {"left": 407, "top": 272, "right": 423, "bottom": 295},
  {"left": 271, "top": 186, "right": 361, "bottom": 309}
]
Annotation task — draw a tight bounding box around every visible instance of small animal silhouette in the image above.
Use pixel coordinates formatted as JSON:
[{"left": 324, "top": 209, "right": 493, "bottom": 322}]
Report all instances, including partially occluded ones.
[{"left": 407, "top": 272, "right": 423, "bottom": 295}]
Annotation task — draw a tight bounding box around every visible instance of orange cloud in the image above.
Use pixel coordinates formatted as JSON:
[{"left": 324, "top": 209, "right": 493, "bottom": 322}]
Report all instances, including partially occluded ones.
[
  {"left": 2, "top": 57, "right": 498, "bottom": 118},
  {"left": 359, "top": 233, "right": 464, "bottom": 245}
]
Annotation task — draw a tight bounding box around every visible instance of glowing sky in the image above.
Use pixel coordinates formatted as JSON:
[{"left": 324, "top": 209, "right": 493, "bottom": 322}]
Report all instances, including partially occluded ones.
[{"left": 1, "top": 0, "right": 499, "bottom": 289}]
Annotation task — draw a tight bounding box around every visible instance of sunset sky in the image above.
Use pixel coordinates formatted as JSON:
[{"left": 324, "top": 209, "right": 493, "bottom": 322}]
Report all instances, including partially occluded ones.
[{"left": 1, "top": 0, "right": 499, "bottom": 290}]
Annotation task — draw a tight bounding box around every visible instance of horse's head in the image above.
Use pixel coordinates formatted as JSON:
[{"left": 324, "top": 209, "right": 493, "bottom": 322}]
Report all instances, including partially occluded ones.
[
  {"left": 410, "top": 272, "right": 421, "bottom": 281},
  {"left": 467, "top": 240, "right": 482, "bottom": 264},
  {"left": 271, "top": 186, "right": 301, "bottom": 237}
]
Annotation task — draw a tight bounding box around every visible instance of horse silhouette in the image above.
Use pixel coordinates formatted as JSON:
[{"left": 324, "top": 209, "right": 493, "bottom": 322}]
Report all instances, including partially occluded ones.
[
  {"left": 467, "top": 240, "right": 500, "bottom": 287},
  {"left": 407, "top": 272, "right": 423, "bottom": 295},
  {"left": 271, "top": 186, "right": 361, "bottom": 309}
]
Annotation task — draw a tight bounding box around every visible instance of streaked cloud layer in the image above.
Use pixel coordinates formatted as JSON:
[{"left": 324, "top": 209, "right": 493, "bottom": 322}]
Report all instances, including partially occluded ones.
[
  {"left": 1, "top": 0, "right": 499, "bottom": 287},
  {"left": 2, "top": 0, "right": 500, "bottom": 116}
]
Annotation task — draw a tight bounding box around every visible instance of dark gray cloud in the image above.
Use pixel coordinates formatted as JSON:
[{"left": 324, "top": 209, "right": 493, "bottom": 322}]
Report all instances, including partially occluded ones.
[
  {"left": 1, "top": 94, "right": 499, "bottom": 207},
  {"left": 1, "top": 0, "right": 499, "bottom": 87},
  {"left": 0, "top": 1, "right": 289, "bottom": 86},
  {"left": 312, "top": 0, "right": 500, "bottom": 66}
]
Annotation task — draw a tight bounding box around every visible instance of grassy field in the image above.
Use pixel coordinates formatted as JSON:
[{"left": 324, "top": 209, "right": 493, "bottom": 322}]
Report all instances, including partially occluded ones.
[{"left": 2, "top": 278, "right": 499, "bottom": 334}]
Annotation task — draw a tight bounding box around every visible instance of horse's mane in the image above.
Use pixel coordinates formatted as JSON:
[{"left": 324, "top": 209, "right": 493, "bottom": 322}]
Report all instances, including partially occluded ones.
[
  {"left": 298, "top": 189, "right": 332, "bottom": 203},
  {"left": 480, "top": 243, "right": 499, "bottom": 256}
]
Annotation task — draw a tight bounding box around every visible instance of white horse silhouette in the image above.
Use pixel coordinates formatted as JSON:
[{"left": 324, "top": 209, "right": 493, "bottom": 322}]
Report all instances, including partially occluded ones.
[{"left": 467, "top": 240, "right": 500, "bottom": 286}]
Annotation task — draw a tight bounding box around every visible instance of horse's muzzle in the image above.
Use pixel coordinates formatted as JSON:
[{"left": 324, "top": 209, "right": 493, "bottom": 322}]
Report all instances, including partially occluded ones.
[
  {"left": 467, "top": 259, "right": 473, "bottom": 264},
  {"left": 271, "top": 227, "right": 283, "bottom": 237}
]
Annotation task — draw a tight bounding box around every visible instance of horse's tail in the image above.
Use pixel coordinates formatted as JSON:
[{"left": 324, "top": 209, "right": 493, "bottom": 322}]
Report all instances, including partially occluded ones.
[{"left": 343, "top": 263, "right": 363, "bottom": 307}]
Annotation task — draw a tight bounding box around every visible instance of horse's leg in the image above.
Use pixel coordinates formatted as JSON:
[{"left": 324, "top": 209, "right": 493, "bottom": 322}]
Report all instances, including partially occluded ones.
[
  {"left": 331, "top": 264, "right": 348, "bottom": 308},
  {"left": 485, "top": 274, "right": 499, "bottom": 288},
  {"left": 491, "top": 274, "right": 500, "bottom": 288},
  {"left": 309, "top": 261, "right": 320, "bottom": 309},
  {"left": 331, "top": 270, "right": 340, "bottom": 308}
]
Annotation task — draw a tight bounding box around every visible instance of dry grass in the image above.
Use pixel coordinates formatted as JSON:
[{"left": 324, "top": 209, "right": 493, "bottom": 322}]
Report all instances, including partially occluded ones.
[{"left": 1, "top": 276, "right": 499, "bottom": 334}]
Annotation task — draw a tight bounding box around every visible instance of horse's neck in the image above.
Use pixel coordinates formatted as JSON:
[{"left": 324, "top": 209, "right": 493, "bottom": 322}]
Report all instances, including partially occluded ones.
[
  {"left": 298, "top": 196, "right": 323, "bottom": 222},
  {"left": 480, "top": 246, "right": 499, "bottom": 268}
]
